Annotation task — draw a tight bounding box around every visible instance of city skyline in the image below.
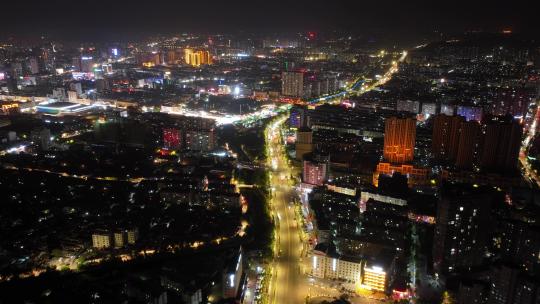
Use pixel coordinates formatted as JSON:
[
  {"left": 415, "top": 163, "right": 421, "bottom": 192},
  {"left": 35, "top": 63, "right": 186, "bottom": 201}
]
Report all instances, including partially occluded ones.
[
  {"left": 1, "top": 2, "right": 540, "bottom": 304},
  {"left": 1, "top": 0, "right": 538, "bottom": 41}
]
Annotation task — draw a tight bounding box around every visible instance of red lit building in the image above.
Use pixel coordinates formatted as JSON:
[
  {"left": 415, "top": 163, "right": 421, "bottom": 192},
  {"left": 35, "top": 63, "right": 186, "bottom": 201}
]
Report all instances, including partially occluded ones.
[{"left": 163, "top": 128, "right": 181, "bottom": 150}]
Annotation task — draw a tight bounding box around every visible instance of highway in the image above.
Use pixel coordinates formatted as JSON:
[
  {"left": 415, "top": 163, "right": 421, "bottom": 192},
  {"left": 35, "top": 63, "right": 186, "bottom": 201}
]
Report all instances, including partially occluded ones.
[{"left": 265, "top": 116, "right": 308, "bottom": 304}]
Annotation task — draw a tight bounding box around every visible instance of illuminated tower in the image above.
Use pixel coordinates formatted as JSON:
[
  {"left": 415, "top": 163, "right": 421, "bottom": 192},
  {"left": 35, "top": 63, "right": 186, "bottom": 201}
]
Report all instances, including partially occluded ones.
[{"left": 383, "top": 117, "right": 416, "bottom": 163}]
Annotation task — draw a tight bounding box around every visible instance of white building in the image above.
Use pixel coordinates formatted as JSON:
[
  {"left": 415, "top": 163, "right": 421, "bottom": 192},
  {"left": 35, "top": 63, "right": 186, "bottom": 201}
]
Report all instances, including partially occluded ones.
[{"left": 310, "top": 250, "right": 362, "bottom": 283}]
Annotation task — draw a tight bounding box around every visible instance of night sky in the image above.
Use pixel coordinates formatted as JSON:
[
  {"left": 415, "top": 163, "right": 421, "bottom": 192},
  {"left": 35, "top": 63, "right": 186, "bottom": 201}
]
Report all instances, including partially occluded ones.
[{"left": 0, "top": 0, "right": 538, "bottom": 40}]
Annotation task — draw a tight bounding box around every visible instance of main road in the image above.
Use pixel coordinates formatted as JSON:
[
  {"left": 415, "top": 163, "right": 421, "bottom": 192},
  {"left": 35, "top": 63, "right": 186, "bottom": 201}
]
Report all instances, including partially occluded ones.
[
  {"left": 265, "top": 116, "right": 308, "bottom": 304},
  {"left": 263, "top": 51, "right": 409, "bottom": 304}
]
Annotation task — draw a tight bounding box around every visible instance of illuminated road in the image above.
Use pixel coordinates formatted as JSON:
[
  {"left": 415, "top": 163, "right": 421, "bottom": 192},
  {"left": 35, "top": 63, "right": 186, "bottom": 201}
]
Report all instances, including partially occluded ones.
[
  {"left": 520, "top": 96, "right": 540, "bottom": 188},
  {"left": 265, "top": 117, "right": 308, "bottom": 304},
  {"left": 263, "top": 52, "right": 409, "bottom": 303},
  {"left": 308, "top": 51, "right": 407, "bottom": 104}
]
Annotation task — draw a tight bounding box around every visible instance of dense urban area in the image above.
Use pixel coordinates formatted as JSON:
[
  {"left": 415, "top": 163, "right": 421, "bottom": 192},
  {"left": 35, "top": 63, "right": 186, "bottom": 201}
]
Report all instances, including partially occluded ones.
[{"left": 0, "top": 24, "right": 540, "bottom": 304}]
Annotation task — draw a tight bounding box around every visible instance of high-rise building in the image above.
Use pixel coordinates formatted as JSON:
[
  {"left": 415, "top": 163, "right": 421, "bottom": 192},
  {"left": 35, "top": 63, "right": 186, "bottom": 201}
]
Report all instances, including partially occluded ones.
[
  {"left": 163, "top": 128, "right": 182, "bottom": 150},
  {"left": 102, "top": 64, "right": 113, "bottom": 74},
  {"left": 10, "top": 62, "right": 23, "bottom": 78},
  {"left": 113, "top": 230, "right": 125, "bottom": 248},
  {"left": 373, "top": 163, "right": 429, "bottom": 187},
  {"left": 67, "top": 90, "right": 78, "bottom": 102},
  {"left": 440, "top": 104, "right": 455, "bottom": 116},
  {"left": 52, "top": 88, "right": 66, "bottom": 100},
  {"left": 92, "top": 231, "right": 112, "bottom": 249},
  {"left": 488, "top": 264, "right": 540, "bottom": 304},
  {"left": 28, "top": 57, "right": 39, "bottom": 74},
  {"left": 295, "top": 127, "right": 313, "bottom": 160},
  {"left": 303, "top": 154, "right": 329, "bottom": 186},
  {"left": 81, "top": 56, "right": 94, "bottom": 73},
  {"left": 281, "top": 71, "right": 304, "bottom": 97},
  {"left": 222, "top": 248, "right": 244, "bottom": 299},
  {"left": 383, "top": 117, "right": 416, "bottom": 164},
  {"left": 184, "top": 48, "right": 193, "bottom": 65},
  {"left": 96, "top": 78, "right": 111, "bottom": 94},
  {"left": 126, "top": 228, "right": 138, "bottom": 245},
  {"left": 433, "top": 183, "right": 493, "bottom": 273},
  {"left": 421, "top": 102, "right": 437, "bottom": 118},
  {"left": 432, "top": 114, "right": 465, "bottom": 161},
  {"left": 70, "top": 82, "right": 83, "bottom": 96},
  {"left": 289, "top": 106, "right": 307, "bottom": 128},
  {"left": 166, "top": 50, "right": 176, "bottom": 64},
  {"left": 362, "top": 263, "right": 387, "bottom": 292},
  {"left": 396, "top": 100, "right": 420, "bottom": 114},
  {"left": 30, "top": 128, "right": 52, "bottom": 151},
  {"left": 457, "top": 105, "right": 483, "bottom": 122},
  {"left": 455, "top": 121, "right": 481, "bottom": 170},
  {"left": 499, "top": 219, "right": 540, "bottom": 274},
  {"left": 490, "top": 88, "right": 531, "bottom": 118},
  {"left": 479, "top": 115, "right": 522, "bottom": 172},
  {"left": 185, "top": 130, "right": 215, "bottom": 151},
  {"left": 184, "top": 49, "right": 212, "bottom": 67}
]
